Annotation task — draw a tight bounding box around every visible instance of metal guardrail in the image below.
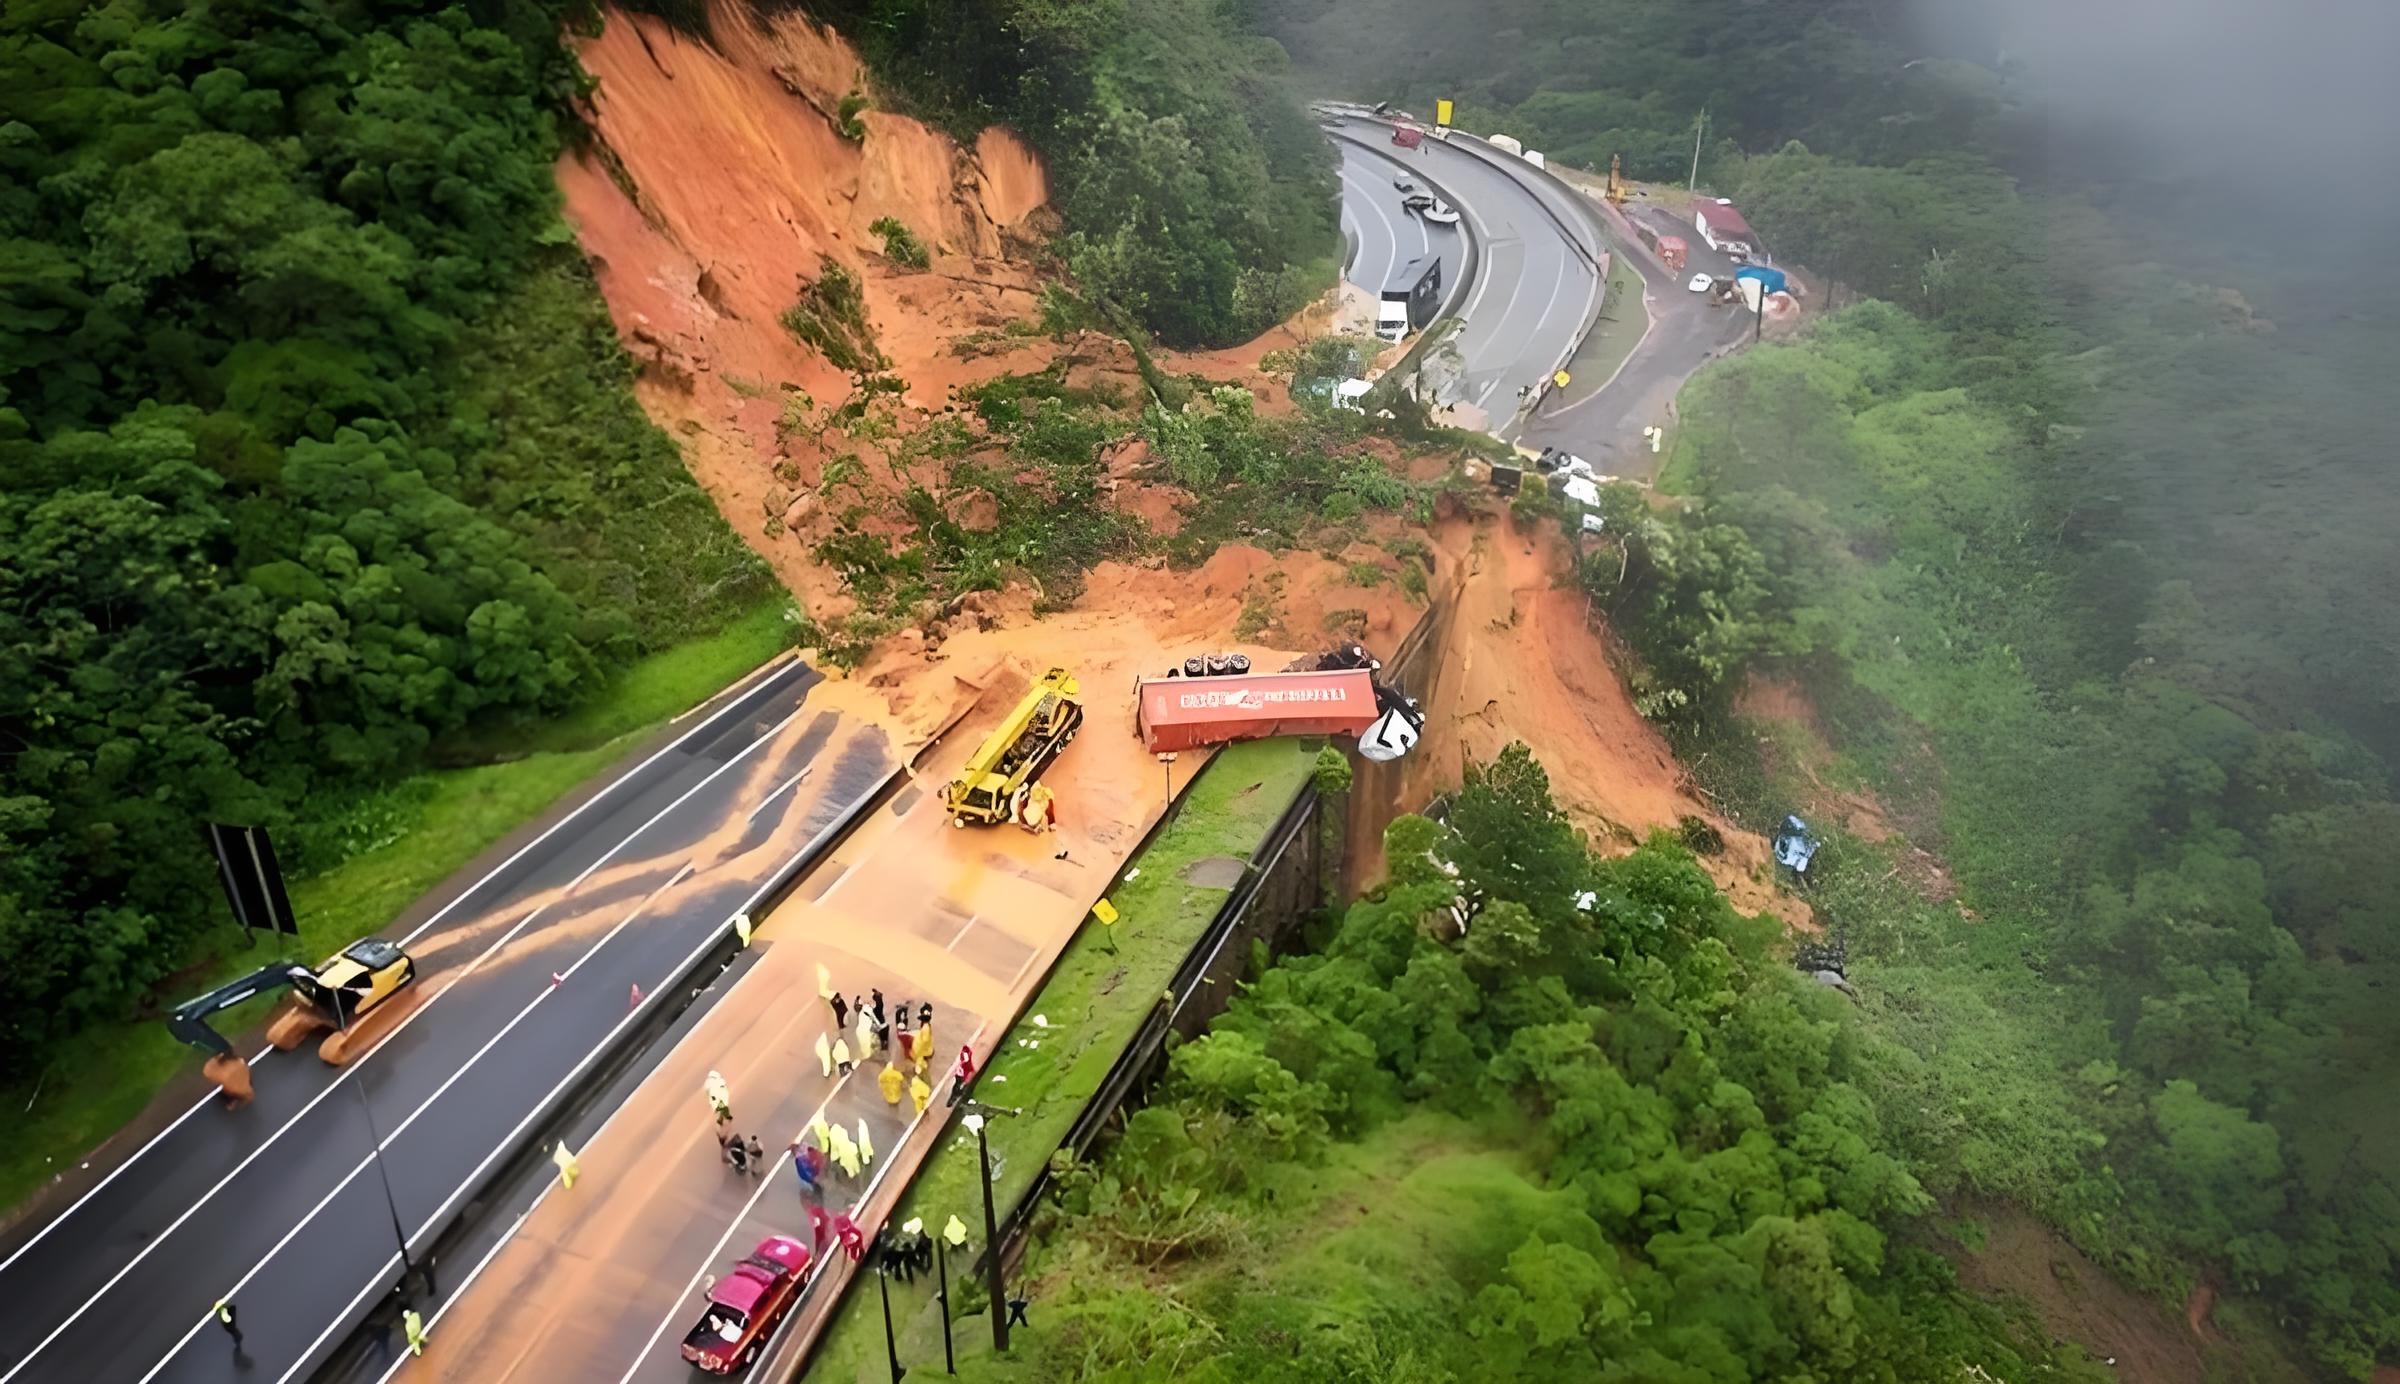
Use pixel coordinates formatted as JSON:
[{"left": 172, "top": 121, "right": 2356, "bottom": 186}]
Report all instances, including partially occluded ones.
[
  {"left": 781, "top": 603, "right": 1449, "bottom": 1360},
  {"left": 976, "top": 780, "right": 1322, "bottom": 1273},
  {"left": 315, "top": 678, "right": 916, "bottom": 1380},
  {"left": 1321, "top": 122, "right": 1483, "bottom": 327}
]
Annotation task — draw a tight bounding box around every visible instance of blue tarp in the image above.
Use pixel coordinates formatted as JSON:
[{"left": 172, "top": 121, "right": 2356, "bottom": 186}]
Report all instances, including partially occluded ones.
[{"left": 1733, "top": 265, "right": 1788, "bottom": 295}]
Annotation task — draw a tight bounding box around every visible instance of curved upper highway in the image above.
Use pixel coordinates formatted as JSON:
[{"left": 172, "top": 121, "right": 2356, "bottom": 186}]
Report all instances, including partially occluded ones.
[{"left": 1324, "top": 113, "right": 1600, "bottom": 429}]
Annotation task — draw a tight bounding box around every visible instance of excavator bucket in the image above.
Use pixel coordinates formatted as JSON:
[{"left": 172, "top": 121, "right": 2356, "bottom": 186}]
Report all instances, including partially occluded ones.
[{"left": 203, "top": 1054, "right": 256, "bottom": 1108}]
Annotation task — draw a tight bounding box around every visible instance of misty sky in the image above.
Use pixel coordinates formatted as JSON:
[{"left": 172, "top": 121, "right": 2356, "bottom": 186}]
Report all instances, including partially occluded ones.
[{"left": 1913, "top": 0, "right": 2400, "bottom": 205}]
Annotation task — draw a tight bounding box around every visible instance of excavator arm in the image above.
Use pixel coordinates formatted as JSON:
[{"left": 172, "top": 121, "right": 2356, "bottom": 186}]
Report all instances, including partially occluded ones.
[{"left": 166, "top": 963, "right": 307, "bottom": 1058}]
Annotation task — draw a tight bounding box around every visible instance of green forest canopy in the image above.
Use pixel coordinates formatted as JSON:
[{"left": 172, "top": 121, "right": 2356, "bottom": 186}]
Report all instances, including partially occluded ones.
[
  {"left": 0, "top": 0, "right": 767, "bottom": 1071},
  {"left": 1248, "top": 0, "right": 2400, "bottom": 1374},
  {"left": 949, "top": 747, "right": 2100, "bottom": 1383}
]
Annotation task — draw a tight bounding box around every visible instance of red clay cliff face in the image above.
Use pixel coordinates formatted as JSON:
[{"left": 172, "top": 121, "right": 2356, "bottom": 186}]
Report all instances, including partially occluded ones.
[{"left": 556, "top": 3, "right": 1056, "bottom": 603}]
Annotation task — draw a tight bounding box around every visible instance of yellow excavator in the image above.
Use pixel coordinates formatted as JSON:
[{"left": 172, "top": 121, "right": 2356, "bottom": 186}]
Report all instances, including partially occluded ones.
[
  {"left": 167, "top": 938, "right": 421, "bottom": 1104},
  {"left": 944, "top": 668, "right": 1082, "bottom": 829}
]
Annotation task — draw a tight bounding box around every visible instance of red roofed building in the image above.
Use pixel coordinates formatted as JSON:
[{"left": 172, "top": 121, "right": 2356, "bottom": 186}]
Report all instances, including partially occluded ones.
[{"left": 1692, "top": 200, "right": 1756, "bottom": 259}]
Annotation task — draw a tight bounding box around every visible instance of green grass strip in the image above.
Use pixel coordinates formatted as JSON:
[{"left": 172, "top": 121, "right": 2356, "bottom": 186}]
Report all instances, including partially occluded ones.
[
  {"left": 803, "top": 737, "right": 1316, "bottom": 1381},
  {"left": 0, "top": 601, "right": 794, "bottom": 1220}
]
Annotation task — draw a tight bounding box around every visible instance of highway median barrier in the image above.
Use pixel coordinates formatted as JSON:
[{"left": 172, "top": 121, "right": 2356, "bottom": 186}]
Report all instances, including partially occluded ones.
[{"left": 308, "top": 667, "right": 914, "bottom": 1382}]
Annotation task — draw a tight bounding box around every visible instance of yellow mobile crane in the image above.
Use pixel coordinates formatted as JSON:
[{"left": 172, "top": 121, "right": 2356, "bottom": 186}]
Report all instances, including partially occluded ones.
[{"left": 944, "top": 668, "right": 1083, "bottom": 828}]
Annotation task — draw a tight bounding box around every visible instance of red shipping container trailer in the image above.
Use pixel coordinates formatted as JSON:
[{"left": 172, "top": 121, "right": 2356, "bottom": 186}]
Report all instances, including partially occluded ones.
[
  {"left": 1136, "top": 670, "right": 1380, "bottom": 753},
  {"left": 1391, "top": 125, "right": 1424, "bottom": 149}
]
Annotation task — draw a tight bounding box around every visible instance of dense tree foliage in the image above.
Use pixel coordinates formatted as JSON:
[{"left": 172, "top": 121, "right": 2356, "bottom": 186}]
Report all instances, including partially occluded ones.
[
  {"left": 0, "top": 0, "right": 767, "bottom": 1071},
  {"left": 1260, "top": 0, "right": 2400, "bottom": 1373},
  {"left": 1663, "top": 308, "right": 2400, "bottom": 1375},
  {"left": 795, "top": 0, "right": 1340, "bottom": 346},
  {"left": 956, "top": 748, "right": 2097, "bottom": 1382}
]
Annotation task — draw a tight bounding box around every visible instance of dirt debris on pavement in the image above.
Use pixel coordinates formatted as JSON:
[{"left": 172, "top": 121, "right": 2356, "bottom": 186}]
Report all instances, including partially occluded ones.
[{"left": 554, "top": 5, "right": 1812, "bottom": 938}]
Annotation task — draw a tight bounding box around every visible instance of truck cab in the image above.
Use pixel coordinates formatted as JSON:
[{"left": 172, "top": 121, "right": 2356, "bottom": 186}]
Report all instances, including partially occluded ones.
[
  {"left": 681, "top": 1235, "right": 810, "bottom": 1375},
  {"left": 1377, "top": 254, "right": 1441, "bottom": 343}
]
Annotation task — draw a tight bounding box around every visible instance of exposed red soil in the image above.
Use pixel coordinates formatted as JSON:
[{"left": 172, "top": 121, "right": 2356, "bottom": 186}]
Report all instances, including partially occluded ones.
[
  {"left": 1950, "top": 1202, "right": 2215, "bottom": 1382},
  {"left": 1732, "top": 675, "right": 1958, "bottom": 905},
  {"left": 1329, "top": 505, "right": 1806, "bottom": 928},
  {"left": 557, "top": 2, "right": 1061, "bottom": 614},
  {"left": 552, "top": 3, "right": 1813, "bottom": 940}
]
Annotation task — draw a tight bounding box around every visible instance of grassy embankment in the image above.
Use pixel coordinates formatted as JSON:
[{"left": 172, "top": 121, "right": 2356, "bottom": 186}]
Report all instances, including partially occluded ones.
[
  {"left": 1554, "top": 251, "right": 1650, "bottom": 409},
  {"left": 803, "top": 736, "right": 1316, "bottom": 1381},
  {"left": 0, "top": 602, "right": 795, "bottom": 1222}
]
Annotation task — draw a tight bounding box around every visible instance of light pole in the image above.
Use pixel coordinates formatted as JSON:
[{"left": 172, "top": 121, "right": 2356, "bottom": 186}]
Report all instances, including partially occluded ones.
[
  {"left": 935, "top": 1229, "right": 956, "bottom": 1374},
  {"left": 340, "top": 999, "right": 419, "bottom": 1294},
  {"left": 872, "top": 1232, "right": 906, "bottom": 1383},
  {"left": 960, "top": 1102, "right": 1022, "bottom": 1353},
  {"left": 1688, "top": 109, "right": 1707, "bottom": 195}
]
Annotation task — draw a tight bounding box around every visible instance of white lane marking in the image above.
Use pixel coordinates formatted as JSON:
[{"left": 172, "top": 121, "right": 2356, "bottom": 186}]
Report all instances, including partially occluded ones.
[
  {"left": 1336, "top": 160, "right": 1404, "bottom": 294},
  {"left": 146, "top": 867, "right": 689, "bottom": 1384},
  {"left": 749, "top": 764, "right": 815, "bottom": 823},
  {"left": 944, "top": 915, "right": 982, "bottom": 952},
  {"left": 1344, "top": 159, "right": 1401, "bottom": 280},
  {"left": 0, "top": 662, "right": 811, "bottom": 1280},
  {"left": 1450, "top": 161, "right": 1505, "bottom": 329},
  {"left": 306, "top": 794, "right": 884, "bottom": 1384},
  {"left": 1400, "top": 131, "right": 1585, "bottom": 410},
  {"left": 15, "top": 705, "right": 808, "bottom": 1384},
  {"left": 359, "top": 877, "right": 791, "bottom": 1384},
  {"left": 1500, "top": 241, "right": 1573, "bottom": 408},
  {"left": 616, "top": 1020, "right": 990, "bottom": 1384}
]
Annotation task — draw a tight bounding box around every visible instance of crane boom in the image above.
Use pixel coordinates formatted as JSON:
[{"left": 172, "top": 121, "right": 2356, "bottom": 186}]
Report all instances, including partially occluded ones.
[{"left": 944, "top": 668, "right": 1083, "bottom": 826}]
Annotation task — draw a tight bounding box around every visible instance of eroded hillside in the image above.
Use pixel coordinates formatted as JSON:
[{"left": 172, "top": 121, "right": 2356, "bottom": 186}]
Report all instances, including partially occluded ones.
[{"left": 554, "top": 0, "right": 1800, "bottom": 913}]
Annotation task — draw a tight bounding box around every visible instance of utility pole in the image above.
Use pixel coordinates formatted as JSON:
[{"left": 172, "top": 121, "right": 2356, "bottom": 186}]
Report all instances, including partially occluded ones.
[
  {"left": 342, "top": 1003, "right": 418, "bottom": 1294},
  {"left": 873, "top": 1234, "right": 906, "bottom": 1383},
  {"left": 1689, "top": 109, "right": 1707, "bottom": 195},
  {"left": 935, "top": 1232, "right": 956, "bottom": 1374},
  {"left": 961, "top": 1102, "right": 1022, "bottom": 1353}
]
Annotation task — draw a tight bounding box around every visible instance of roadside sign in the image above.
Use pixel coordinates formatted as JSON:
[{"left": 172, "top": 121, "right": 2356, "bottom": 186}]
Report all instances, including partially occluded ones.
[
  {"left": 1435, "top": 99, "right": 1453, "bottom": 128},
  {"left": 204, "top": 823, "right": 300, "bottom": 937}
]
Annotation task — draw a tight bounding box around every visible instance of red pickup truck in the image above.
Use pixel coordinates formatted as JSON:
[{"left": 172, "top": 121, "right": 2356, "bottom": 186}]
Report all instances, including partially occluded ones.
[{"left": 680, "top": 1235, "right": 812, "bottom": 1375}]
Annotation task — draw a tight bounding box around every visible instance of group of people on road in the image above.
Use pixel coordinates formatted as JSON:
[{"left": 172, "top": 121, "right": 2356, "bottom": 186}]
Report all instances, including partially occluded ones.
[{"left": 824, "top": 989, "right": 939, "bottom": 1073}]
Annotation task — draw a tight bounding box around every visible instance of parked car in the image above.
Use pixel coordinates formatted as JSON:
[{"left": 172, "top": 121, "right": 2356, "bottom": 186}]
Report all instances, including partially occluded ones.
[
  {"left": 1686, "top": 272, "right": 1714, "bottom": 293},
  {"left": 1401, "top": 191, "right": 1435, "bottom": 214},
  {"left": 681, "top": 1235, "right": 811, "bottom": 1375},
  {"left": 1391, "top": 175, "right": 1418, "bottom": 193}
]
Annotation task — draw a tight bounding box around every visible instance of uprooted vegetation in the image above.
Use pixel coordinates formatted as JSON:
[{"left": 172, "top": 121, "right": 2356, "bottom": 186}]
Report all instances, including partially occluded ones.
[
  {"left": 868, "top": 216, "right": 930, "bottom": 270},
  {"left": 782, "top": 358, "right": 1452, "bottom": 665},
  {"left": 779, "top": 258, "right": 887, "bottom": 376}
]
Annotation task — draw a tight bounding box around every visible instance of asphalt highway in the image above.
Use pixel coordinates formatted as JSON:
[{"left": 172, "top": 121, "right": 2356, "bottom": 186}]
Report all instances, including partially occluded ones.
[
  {"left": 1327, "top": 116, "right": 1599, "bottom": 420},
  {"left": 377, "top": 641, "right": 1221, "bottom": 1384},
  {"left": 1517, "top": 198, "right": 1753, "bottom": 479},
  {"left": 0, "top": 656, "right": 895, "bottom": 1384}
]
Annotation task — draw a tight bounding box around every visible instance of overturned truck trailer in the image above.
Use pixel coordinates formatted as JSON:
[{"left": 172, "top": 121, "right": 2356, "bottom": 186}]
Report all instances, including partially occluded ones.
[{"left": 1135, "top": 664, "right": 1422, "bottom": 761}]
